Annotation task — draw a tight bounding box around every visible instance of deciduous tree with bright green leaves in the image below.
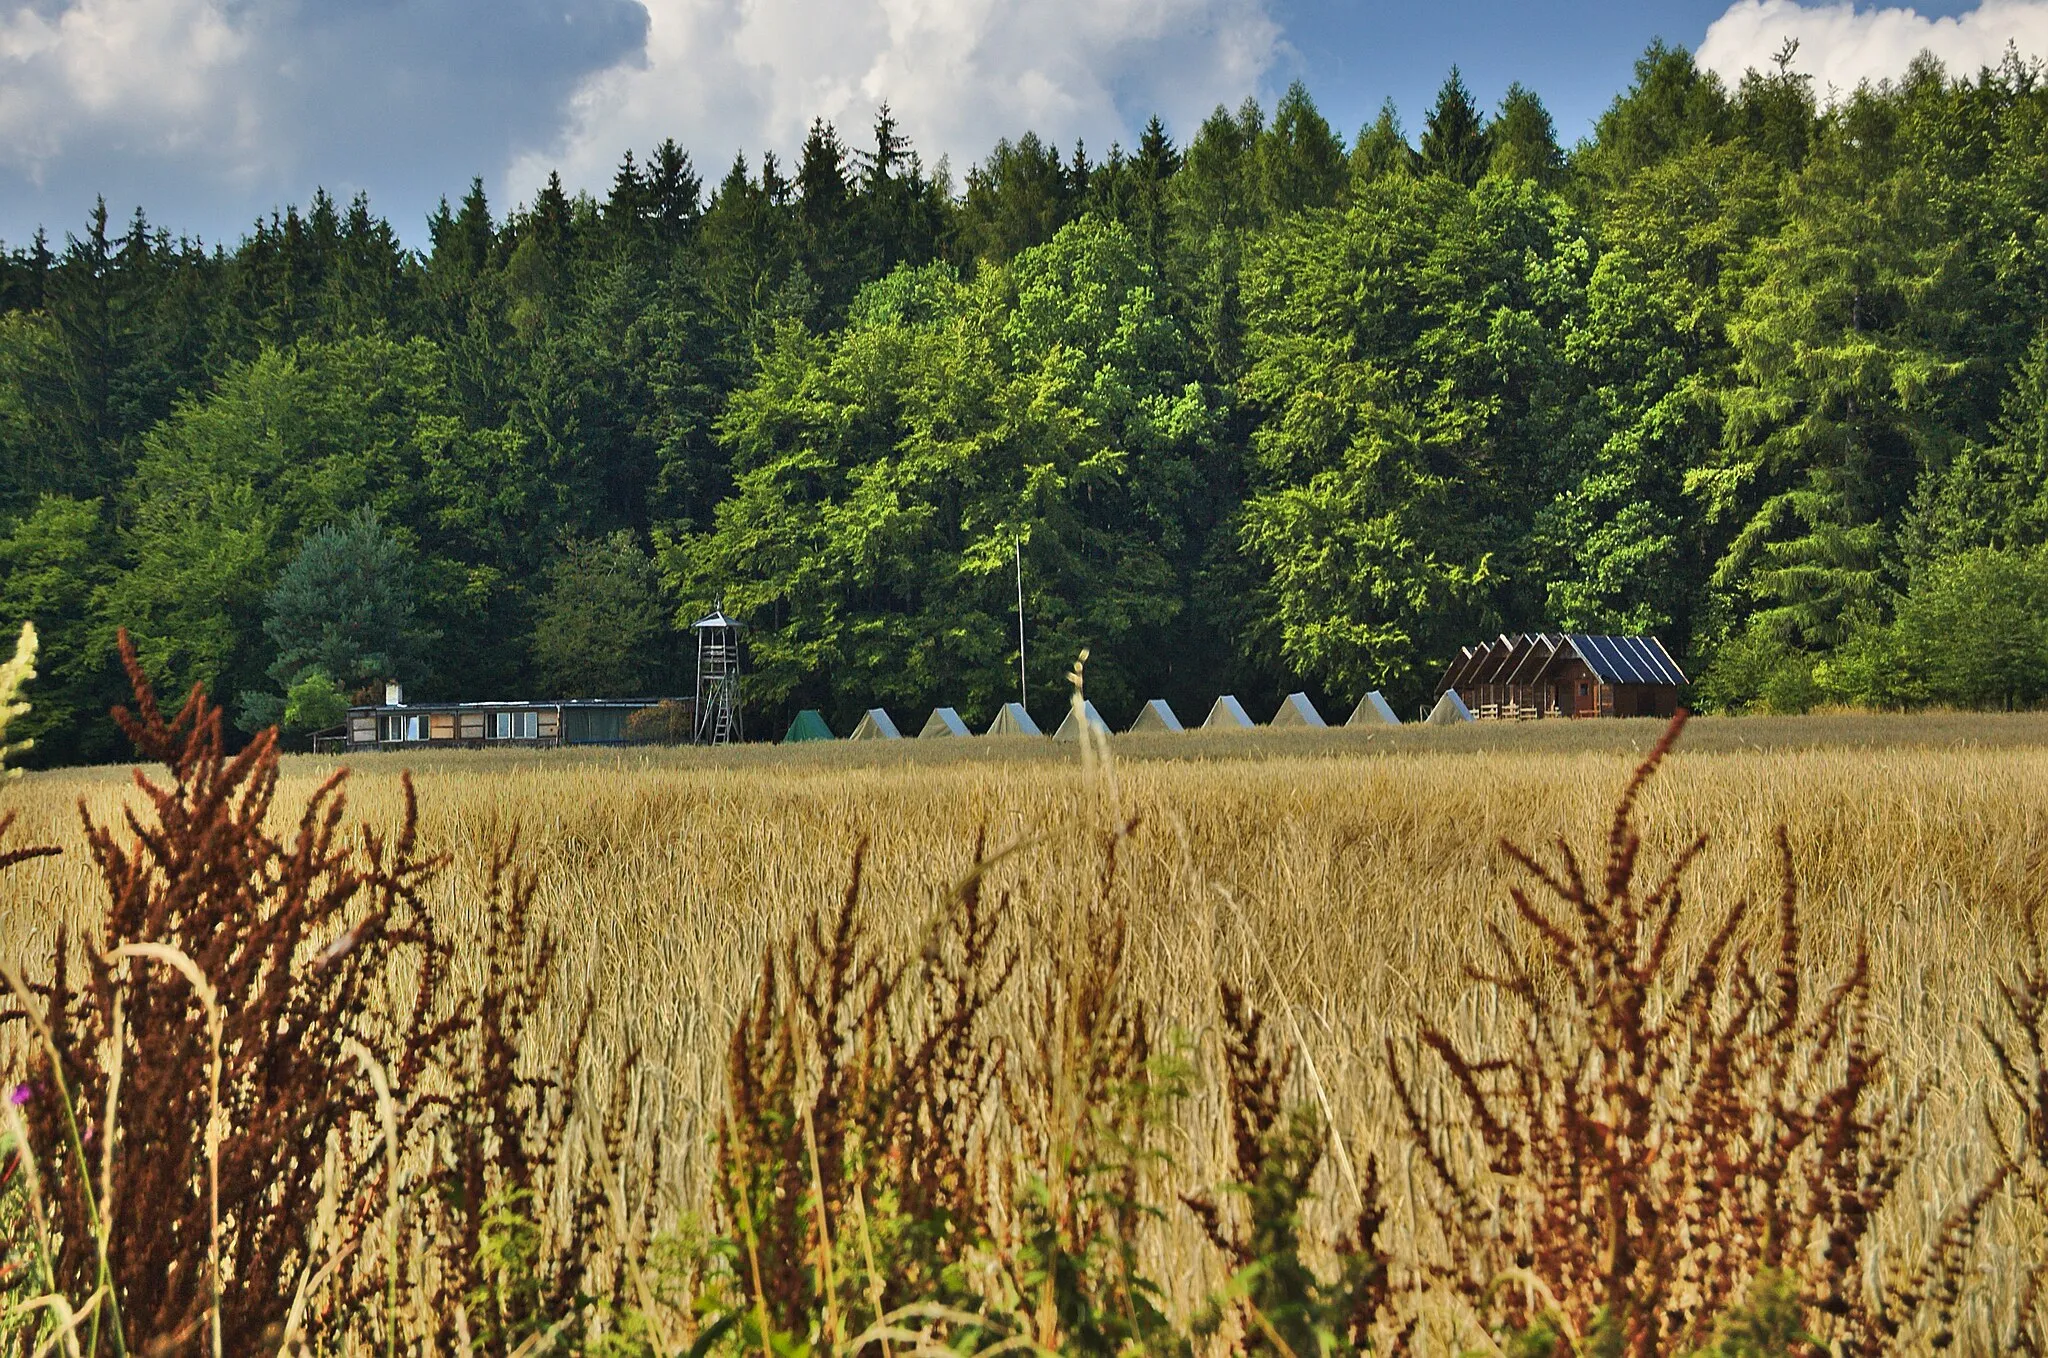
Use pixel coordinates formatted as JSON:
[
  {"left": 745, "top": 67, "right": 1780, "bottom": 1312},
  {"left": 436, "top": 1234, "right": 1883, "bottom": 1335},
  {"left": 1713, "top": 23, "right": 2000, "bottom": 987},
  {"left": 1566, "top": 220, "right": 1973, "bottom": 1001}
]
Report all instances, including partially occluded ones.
[
  {"left": 1236, "top": 172, "right": 1590, "bottom": 700},
  {"left": 668, "top": 217, "right": 1216, "bottom": 727}
]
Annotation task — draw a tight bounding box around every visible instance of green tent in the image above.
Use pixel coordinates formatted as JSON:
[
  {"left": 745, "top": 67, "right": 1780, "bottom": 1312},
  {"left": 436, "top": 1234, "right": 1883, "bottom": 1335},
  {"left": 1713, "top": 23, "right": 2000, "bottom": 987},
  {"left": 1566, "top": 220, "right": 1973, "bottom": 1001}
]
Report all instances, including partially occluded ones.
[{"left": 781, "top": 709, "right": 835, "bottom": 743}]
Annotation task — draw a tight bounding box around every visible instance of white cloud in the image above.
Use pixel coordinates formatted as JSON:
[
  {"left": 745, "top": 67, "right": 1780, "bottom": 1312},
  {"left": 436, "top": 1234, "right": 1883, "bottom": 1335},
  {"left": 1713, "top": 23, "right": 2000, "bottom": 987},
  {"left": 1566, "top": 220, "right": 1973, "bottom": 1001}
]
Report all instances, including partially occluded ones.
[
  {"left": 0, "top": 0, "right": 646, "bottom": 246},
  {"left": 0, "top": 0, "right": 1275, "bottom": 246},
  {"left": 507, "top": 0, "right": 1284, "bottom": 210},
  {"left": 1699, "top": 0, "right": 2048, "bottom": 99},
  {"left": 0, "top": 0, "right": 260, "bottom": 185}
]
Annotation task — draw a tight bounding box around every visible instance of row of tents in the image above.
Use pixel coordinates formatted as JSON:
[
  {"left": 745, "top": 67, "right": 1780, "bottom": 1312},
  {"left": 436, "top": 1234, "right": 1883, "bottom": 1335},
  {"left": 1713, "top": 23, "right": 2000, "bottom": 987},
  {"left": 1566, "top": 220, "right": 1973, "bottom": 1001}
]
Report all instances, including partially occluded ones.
[{"left": 779, "top": 689, "right": 1478, "bottom": 744}]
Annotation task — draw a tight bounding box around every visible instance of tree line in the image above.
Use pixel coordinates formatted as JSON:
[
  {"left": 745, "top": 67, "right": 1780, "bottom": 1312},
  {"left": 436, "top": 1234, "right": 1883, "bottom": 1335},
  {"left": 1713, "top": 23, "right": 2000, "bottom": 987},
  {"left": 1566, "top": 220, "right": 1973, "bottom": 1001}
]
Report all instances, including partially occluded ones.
[{"left": 6, "top": 42, "right": 2048, "bottom": 762}]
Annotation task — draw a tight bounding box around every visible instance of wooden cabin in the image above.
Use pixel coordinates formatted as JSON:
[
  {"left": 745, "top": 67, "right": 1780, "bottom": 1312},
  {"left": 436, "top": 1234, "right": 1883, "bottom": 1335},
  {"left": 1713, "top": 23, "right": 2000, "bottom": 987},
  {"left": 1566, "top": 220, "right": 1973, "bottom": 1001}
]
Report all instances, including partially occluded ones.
[
  {"left": 1437, "top": 633, "right": 1686, "bottom": 720},
  {"left": 343, "top": 696, "right": 684, "bottom": 751}
]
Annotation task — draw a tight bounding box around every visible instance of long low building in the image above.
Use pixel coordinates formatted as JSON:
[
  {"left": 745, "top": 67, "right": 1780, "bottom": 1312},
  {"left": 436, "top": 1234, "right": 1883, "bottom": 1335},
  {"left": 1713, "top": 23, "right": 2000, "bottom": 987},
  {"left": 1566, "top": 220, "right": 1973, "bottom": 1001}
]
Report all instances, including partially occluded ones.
[
  {"left": 345, "top": 693, "right": 682, "bottom": 750},
  {"left": 1438, "top": 633, "right": 1686, "bottom": 720}
]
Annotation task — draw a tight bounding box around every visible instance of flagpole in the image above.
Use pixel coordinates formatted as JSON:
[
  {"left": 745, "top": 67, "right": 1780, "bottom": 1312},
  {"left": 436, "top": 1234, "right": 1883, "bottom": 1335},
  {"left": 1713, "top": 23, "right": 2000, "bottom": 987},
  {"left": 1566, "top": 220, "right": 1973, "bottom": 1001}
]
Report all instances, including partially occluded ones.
[{"left": 1015, "top": 536, "right": 1027, "bottom": 712}]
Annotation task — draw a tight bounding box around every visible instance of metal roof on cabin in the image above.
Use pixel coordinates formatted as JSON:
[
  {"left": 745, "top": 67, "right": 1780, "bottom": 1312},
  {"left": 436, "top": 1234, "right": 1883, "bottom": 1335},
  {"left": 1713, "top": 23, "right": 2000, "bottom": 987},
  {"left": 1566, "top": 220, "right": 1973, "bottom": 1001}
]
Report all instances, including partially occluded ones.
[
  {"left": 1441, "top": 644, "right": 1487, "bottom": 691},
  {"left": 1455, "top": 638, "right": 1504, "bottom": 687},
  {"left": 1440, "top": 647, "right": 1477, "bottom": 691},
  {"left": 346, "top": 697, "right": 676, "bottom": 714},
  {"left": 1504, "top": 634, "right": 1560, "bottom": 685},
  {"left": 1438, "top": 632, "right": 1687, "bottom": 692},
  {"left": 1563, "top": 635, "right": 1688, "bottom": 686},
  {"left": 1474, "top": 634, "right": 1539, "bottom": 687}
]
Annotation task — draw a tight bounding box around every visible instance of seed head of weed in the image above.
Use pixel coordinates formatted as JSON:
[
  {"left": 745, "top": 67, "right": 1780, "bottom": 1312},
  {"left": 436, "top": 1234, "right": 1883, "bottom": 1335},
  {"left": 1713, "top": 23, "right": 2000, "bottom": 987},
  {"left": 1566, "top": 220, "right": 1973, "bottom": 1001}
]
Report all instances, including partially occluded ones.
[{"left": 1388, "top": 712, "right": 1990, "bottom": 1356}]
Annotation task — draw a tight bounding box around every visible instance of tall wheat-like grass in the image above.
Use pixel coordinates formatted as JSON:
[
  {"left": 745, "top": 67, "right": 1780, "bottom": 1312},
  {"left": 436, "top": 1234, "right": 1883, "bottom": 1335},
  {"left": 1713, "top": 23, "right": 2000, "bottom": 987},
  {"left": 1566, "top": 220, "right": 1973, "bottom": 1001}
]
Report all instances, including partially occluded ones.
[{"left": 2, "top": 700, "right": 2046, "bottom": 1351}]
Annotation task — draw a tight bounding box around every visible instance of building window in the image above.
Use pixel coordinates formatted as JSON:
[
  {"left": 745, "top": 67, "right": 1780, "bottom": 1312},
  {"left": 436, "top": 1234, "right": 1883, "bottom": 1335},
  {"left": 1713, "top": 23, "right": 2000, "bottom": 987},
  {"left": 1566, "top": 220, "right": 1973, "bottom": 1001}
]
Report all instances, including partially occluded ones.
[
  {"left": 1579, "top": 682, "right": 1589, "bottom": 696},
  {"left": 406, "top": 715, "right": 424, "bottom": 742},
  {"left": 492, "top": 711, "right": 537, "bottom": 740}
]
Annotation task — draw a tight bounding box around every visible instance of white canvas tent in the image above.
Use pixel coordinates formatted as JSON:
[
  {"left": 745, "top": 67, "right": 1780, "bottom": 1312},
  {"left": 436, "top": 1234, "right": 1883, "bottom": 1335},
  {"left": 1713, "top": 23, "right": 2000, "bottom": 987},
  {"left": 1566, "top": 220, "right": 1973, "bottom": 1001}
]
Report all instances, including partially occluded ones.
[
  {"left": 1426, "top": 690, "right": 1475, "bottom": 725},
  {"left": 1127, "top": 698, "right": 1184, "bottom": 734},
  {"left": 848, "top": 708, "right": 902, "bottom": 740},
  {"left": 1053, "top": 700, "right": 1110, "bottom": 741},
  {"left": 985, "top": 702, "right": 1044, "bottom": 736},
  {"left": 1204, "top": 695, "right": 1255, "bottom": 730},
  {"left": 919, "top": 707, "right": 970, "bottom": 738},
  {"left": 1347, "top": 691, "right": 1401, "bottom": 727},
  {"left": 1269, "top": 691, "right": 1327, "bottom": 728}
]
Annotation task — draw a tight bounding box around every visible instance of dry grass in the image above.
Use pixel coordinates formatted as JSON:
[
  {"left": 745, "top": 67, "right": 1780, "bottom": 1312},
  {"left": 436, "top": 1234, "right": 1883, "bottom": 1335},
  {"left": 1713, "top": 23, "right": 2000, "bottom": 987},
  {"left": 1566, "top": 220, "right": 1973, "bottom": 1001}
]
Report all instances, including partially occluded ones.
[{"left": 4, "top": 713, "right": 2046, "bottom": 1349}]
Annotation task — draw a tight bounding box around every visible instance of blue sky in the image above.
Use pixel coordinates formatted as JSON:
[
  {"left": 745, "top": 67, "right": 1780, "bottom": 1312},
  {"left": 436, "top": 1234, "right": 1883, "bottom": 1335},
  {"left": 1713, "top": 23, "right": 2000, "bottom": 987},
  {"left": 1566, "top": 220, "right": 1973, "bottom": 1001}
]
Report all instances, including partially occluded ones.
[
  {"left": 1270, "top": 0, "right": 1983, "bottom": 144},
  {"left": 1272, "top": 0, "right": 1754, "bottom": 143},
  {"left": 0, "top": 0, "right": 2030, "bottom": 250}
]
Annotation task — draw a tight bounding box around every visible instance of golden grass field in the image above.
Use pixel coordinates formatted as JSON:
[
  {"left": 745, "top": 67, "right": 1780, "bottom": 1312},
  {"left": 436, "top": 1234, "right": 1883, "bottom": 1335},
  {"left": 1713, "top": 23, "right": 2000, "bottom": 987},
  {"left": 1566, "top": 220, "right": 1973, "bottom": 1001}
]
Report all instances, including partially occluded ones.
[{"left": 5, "top": 711, "right": 2048, "bottom": 1349}]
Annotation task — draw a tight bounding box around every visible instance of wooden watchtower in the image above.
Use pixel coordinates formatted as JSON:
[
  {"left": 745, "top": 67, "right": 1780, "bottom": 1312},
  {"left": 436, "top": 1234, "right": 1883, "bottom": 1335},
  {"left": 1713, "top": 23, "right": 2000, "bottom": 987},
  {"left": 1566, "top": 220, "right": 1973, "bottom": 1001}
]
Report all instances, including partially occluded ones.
[{"left": 692, "top": 606, "right": 744, "bottom": 745}]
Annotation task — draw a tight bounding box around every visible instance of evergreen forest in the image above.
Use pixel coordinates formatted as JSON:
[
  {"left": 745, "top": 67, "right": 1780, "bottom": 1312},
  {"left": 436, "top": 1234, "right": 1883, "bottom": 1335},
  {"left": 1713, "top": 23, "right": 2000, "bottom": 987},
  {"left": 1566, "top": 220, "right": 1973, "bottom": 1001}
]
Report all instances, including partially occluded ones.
[{"left": 7, "top": 41, "right": 2048, "bottom": 763}]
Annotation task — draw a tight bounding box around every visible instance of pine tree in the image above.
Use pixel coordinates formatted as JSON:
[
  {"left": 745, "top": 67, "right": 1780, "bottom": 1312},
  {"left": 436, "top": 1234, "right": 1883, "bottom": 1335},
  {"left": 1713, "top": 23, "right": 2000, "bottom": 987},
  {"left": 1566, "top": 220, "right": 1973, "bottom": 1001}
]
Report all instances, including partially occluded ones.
[{"left": 243, "top": 507, "right": 431, "bottom": 729}]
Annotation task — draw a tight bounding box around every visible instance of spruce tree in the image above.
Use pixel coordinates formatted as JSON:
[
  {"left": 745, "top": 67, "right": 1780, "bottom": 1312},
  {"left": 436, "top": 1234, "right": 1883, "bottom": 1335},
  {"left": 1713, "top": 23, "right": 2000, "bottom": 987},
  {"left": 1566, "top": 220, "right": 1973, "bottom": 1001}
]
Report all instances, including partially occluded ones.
[
  {"left": 531, "top": 530, "right": 668, "bottom": 697},
  {"left": 1488, "top": 83, "right": 1563, "bottom": 186},
  {"left": 42, "top": 199, "right": 120, "bottom": 490},
  {"left": 1420, "top": 68, "right": 1490, "bottom": 186},
  {"left": 1136, "top": 116, "right": 1182, "bottom": 179},
  {"left": 648, "top": 138, "right": 702, "bottom": 244},
  {"left": 1129, "top": 116, "right": 1181, "bottom": 263},
  {"left": 606, "top": 149, "right": 649, "bottom": 236},
  {"left": 243, "top": 507, "right": 431, "bottom": 729},
  {"left": 960, "top": 132, "right": 1073, "bottom": 260},
  {"left": 1259, "top": 81, "right": 1347, "bottom": 215},
  {"left": 456, "top": 177, "right": 496, "bottom": 268},
  {"left": 795, "top": 119, "right": 858, "bottom": 310},
  {"left": 532, "top": 173, "right": 572, "bottom": 248},
  {"left": 1735, "top": 40, "right": 1818, "bottom": 171},
  {"left": 1351, "top": 100, "right": 1416, "bottom": 183},
  {"left": 1578, "top": 41, "right": 1733, "bottom": 191}
]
